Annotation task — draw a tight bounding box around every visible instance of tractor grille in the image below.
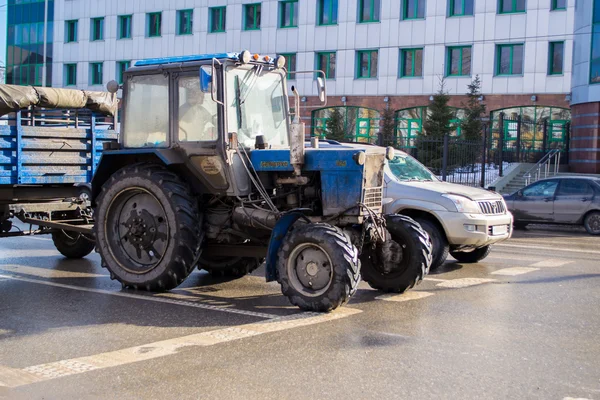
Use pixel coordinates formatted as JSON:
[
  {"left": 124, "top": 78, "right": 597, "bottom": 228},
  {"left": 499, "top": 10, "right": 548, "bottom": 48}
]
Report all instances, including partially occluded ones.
[
  {"left": 477, "top": 200, "right": 506, "bottom": 215},
  {"left": 363, "top": 186, "right": 383, "bottom": 213}
]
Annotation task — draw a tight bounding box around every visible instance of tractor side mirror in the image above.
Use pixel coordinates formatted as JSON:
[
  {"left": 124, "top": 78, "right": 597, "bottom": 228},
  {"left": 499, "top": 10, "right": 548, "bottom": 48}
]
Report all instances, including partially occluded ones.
[
  {"left": 316, "top": 76, "right": 327, "bottom": 104},
  {"left": 106, "top": 80, "right": 120, "bottom": 94},
  {"left": 200, "top": 66, "right": 212, "bottom": 93}
]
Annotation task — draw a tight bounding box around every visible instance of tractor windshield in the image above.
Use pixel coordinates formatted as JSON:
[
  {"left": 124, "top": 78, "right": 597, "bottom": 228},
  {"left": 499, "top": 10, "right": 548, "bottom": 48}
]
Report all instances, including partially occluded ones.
[{"left": 226, "top": 65, "right": 289, "bottom": 148}]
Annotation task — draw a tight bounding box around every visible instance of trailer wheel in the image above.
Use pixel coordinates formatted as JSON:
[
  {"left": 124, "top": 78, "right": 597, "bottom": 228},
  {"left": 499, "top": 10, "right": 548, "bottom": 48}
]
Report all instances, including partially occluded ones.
[
  {"left": 52, "top": 230, "right": 96, "bottom": 259},
  {"left": 361, "top": 214, "right": 432, "bottom": 293},
  {"left": 277, "top": 223, "right": 360, "bottom": 312},
  {"left": 200, "top": 256, "right": 262, "bottom": 277},
  {"left": 94, "top": 163, "right": 201, "bottom": 291}
]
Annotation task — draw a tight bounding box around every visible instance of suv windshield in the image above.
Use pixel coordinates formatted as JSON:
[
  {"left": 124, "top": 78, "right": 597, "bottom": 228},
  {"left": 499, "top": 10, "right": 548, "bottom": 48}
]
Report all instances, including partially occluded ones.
[
  {"left": 388, "top": 154, "right": 438, "bottom": 182},
  {"left": 226, "top": 65, "right": 289, "bottom": 148}
]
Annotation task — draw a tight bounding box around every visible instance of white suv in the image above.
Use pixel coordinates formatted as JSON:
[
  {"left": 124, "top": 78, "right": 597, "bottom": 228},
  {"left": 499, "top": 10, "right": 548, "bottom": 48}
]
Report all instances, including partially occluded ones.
[{"left": 384, "top": 151, "right": 513, "bottom": 270}]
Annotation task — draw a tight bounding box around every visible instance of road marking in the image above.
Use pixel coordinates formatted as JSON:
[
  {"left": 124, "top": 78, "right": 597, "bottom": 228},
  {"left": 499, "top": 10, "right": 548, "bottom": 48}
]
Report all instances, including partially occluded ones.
[
  {"left": 436, "top": 278, "right": 496, "bottom": 288},
  {"left": 0, "top": 264, "right": 104, "bottom": 279},
  {"left": 0, "top": 249, "right": 58, "bottom": 259},
  {"left": 423, "top": 277, "right": 446, "bottom": 282},
  {"left": 0, "top": 274, "right": 278, "bottom": 320},
  {"left": 376, "top": 291, "right": 434, "bottom": 302},
  {"left": 22, "top": 236, "right": 52, "bottom": 241},
  {"left": 529, "top": 259, "right": 574, "bottom": 268},
  {"left": 0, "top": 307, "right": 361, "bottom": 388},
  {"left": 491, "top": 267, "right": 539, "bottom": 276},
  {"left": 496, "top": 243, "right": 600, "bottom": 255}
]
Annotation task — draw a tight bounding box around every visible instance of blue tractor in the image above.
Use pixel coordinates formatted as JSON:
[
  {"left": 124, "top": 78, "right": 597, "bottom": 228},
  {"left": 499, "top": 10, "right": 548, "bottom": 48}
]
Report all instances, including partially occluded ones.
[{"left": 92, "top": 51, "right": 432, "bottom": 312}]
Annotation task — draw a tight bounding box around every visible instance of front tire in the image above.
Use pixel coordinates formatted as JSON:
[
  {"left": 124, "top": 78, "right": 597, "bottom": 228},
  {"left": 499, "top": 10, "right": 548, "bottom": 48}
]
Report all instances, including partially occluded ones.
[
  {"left": 414, "top": 217, "right": 448, "bottom": 271},
  {"left": 584, "top": 211, "right": 600, "bottom": 235},
  {"left": 94, "top": 163, "right": 201, "bottom": 291},
  {"left": 361, "top": 215, "right": 432, "bottom": 293},
  {"left": 277, "top": 223, "right": 360, "bottom": 312},
  {"left": 52, "top": 230, "right": 95, "bottom": 259},
  {"left": 451, "top": 245, "right": 492, "bottom": 263}
]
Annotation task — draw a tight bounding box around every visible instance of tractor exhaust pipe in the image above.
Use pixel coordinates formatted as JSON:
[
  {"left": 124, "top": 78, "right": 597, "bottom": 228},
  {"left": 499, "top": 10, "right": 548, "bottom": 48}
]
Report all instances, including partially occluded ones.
[{"left": 290, "top": 86, "right": 305, "bottom": 180}]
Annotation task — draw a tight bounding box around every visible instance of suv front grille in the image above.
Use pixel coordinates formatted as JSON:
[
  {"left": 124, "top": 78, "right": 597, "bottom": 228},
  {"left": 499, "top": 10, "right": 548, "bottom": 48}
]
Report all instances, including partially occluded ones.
[
  {"left": 363, "top": 186, "right": 383, "bottom": 213},
  {"left": 478, "top": 200, "right": 506, "bottom": 215}
]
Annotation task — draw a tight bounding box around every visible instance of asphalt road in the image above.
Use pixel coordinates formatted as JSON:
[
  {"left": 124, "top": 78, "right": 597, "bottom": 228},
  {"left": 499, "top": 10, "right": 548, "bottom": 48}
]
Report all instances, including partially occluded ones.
[{"left": 0, "top": 227, "right": 598, "bottom": 400}]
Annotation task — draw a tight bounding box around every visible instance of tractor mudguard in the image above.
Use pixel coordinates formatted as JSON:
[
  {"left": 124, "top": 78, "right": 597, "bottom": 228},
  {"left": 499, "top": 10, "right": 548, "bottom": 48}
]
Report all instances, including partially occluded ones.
[{"left": 265, "top": 211, "right": 310, "bottom": 282}]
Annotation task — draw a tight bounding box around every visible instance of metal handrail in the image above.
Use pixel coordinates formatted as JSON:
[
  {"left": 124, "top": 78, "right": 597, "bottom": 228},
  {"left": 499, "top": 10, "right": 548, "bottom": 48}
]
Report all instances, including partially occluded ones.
[{"left": 524, "top": 148, "right": 561, "bottom": 186}]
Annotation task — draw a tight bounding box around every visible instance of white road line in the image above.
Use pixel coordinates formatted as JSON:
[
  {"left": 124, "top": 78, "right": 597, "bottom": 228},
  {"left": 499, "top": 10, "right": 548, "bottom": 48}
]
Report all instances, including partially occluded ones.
[
  {"left": 491, "top": 267, "right": 539, "bottom": 276},
  {"left": 21, "top": 236, "right": 52, "bottom": 241},
  {"left": 0, "top": 274, "right": 278, "bottom": 320},
  {"left": 496, "top": 243, "right": 600, "bottom": 255},
  {"left": 0, "top": 249, "right": 58, "bottom": 259},
  {"left": 423, "top": 277, "right": 446, "bottom": 282},
  {"left": 0, "top": 307, "right": 361, "bottom": 388},
  {"left": 376, "top": 291, "right": 434, "bottom": 302},
  {"left": 529, "top": 259, "right": 574, "bottom": 268},
  {"left": 436, "top": 278, "right": 496, "bottom": 288},
  {"left": 0, "top": 264, "right": 104, "bottom": 279}
]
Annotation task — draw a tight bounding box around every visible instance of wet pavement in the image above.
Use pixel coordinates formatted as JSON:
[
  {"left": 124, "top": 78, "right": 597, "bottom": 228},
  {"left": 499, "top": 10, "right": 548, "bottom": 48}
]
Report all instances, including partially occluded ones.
[{"left": 0, "top": 227, "right": 599, "bottom": 399}]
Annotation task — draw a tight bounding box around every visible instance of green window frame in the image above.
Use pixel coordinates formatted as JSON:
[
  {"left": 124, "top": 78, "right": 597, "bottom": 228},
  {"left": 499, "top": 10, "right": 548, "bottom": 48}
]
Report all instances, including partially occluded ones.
[
  {"left": 316, "top": 52, "right": 336, "bottom": 79},
  {"left": 317, "top": 0, "right": 338, "bottom": 25},
  {"left": 279, "top": 0, "right": 298, "bottom": 28},
  {"left": 64, "top": 64, "right": 77, "bottom": 86},
  {"left": 90, "top": 62, "right": 103, "bottom": 86},
  {"left": 209, "top": 7, "right": 226, "bottom": 32},
  {"left": 91, "top": 17, "right": 104, "bottom": 41},
  {"left": 147, "top": 12, "right": 162, "bottom": 37},
  {"left": 399, "top": 48, "right": 423, "bottom": 78},
  {"left": 551, "top": 0, "right": 566, "bottom": 10},
  {"left": 359, "top": 0, "right": 380, "bottom": 22},
  {"left": 117, "top": 61, "right": 130, "bottom": 84},
  {"left": 548, "top": 41, "right": 564, "bottom": 75},
  {"left": 498, "top": 0, "right": 526, "bottom": 14},
  {"left": 449, "top": 0, "right": 474, "bottom": 16},
  {"left": 591, "top": 1, "right": 600, "bottom": 83},
  {"left": 446, "top": 46, "right": 472, "bottom": 76},
  {"left": 118, "top": 15, "right": 132, "bottom": 39},
  {"left": 177, "top": 9, "right": 193, "bottom": 35},
  {"left": 495, "top": 44, "right": 524, "bottom": 76},
  {"left": 65, "top": 20, "right": 78, "bottom": 43},
  {"left": 356, "top": 50, "right": 378, "bottom": 79},
  {"left": 279, "top": 53, "right": 297, "bottom": 79},
  {"left": 244, "top": 3, "right": 262, "bottom": 30},
  {"left": 403, "top": 0, "right": 425, "bottom": 20}
]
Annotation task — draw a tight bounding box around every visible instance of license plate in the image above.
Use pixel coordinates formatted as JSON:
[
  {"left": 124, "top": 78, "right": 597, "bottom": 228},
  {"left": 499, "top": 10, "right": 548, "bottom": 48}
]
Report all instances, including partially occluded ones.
[{"left": 492, "top": 225, "right": 508, "bottom": 236}]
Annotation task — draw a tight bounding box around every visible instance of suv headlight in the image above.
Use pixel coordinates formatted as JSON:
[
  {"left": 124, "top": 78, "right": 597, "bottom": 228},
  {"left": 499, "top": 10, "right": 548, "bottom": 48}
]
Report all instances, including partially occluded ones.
[{"left": 441, "top": 194, "right": 481, "bottom": 213}]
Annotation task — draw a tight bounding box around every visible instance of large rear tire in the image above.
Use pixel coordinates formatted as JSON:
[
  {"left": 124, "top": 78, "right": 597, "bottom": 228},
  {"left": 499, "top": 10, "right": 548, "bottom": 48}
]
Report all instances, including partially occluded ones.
[
  {"left": 200, "top": 256, "right": 262, "bottom": 277},
  {"left": 450, "top": 245, "right": 492, "bottom": 263},
  {"left": 414, "top": 217, "right": 448, "bottom": 271},
  {"left": 361, "top": 214, "right": 432, "bottom": 293},
  {"left": 94, "top": 163, "right": 201, "bottom": 291},
  {"left": 277, "top": 223, "right": 360, "bottom": 312},
  {"left": 52, "top": 230, "right": 95, "bottom": 259}
]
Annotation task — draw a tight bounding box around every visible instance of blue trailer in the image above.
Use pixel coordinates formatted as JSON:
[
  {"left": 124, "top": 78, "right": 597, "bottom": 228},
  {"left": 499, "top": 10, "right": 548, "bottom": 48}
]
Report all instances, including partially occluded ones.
[{"left": 0, "top": 104, "right": 118, "bottom": 258}]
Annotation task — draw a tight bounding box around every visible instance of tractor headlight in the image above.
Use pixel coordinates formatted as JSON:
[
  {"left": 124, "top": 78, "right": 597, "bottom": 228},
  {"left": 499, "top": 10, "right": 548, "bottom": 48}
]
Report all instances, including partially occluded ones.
[
  {"left": 386, "top": 146, "right": 395, "bottom": 161},
  {"left": 276, "top": 55, "right": 286, "bottom": 69},
  {"left": 240, "top": 50, "right": 252, "bottom": 64},
  {"left": 353, "top": 152, "right": 366, "bottom": 166}
]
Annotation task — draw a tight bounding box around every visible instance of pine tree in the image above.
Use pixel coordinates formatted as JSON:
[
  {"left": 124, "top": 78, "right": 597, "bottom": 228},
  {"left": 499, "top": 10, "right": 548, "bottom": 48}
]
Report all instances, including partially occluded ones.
[
  {"left": 379, "top": 106, "right": 396, "bottom": 147},
  {"left": 423, "top": 79, "right": 454, "bottom": 139},
  {"left": 461, "top": 75, "right": 486, "bottom": 142},
  {"left": 325, "top": 107, "right": 346, "bottom": 142}
]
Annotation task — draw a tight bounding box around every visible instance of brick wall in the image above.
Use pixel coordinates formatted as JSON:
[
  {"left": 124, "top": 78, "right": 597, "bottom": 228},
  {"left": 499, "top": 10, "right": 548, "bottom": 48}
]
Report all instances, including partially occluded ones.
[{"left": 570, "top": 102, "right": 600, "bottom": 174}]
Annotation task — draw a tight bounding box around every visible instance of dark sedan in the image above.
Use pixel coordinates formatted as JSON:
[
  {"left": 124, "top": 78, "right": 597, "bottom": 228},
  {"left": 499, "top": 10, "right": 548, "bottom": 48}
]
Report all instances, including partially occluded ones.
[{"left": 503, "top": 176, "right": 600, "bottom": 235}]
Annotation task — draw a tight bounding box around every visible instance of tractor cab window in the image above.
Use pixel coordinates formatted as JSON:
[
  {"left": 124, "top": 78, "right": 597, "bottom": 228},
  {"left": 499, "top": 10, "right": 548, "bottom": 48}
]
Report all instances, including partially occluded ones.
[
  {"left": 123, "top": 74, "right": 169, "bottom": 148},
  {"left": 178, "top": 75, "right": 219, "bottom": 142},
  {"left": 225, "top": 65, "right": 288, "bottom": 148}
]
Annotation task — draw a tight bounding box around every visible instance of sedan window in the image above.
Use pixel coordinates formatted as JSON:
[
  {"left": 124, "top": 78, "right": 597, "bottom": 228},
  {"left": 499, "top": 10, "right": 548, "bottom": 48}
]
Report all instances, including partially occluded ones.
[
  {"left": 556, "top": 180, "right": 594, "bottom": 196},
  {"left": 522, "top": 181, "right": 558, "bottom": 197}
]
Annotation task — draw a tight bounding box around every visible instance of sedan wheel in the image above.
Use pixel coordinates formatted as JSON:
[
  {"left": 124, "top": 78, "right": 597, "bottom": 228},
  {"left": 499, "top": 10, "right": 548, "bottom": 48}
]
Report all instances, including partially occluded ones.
[{"left": 584, "top": 211, "right": 600, "bottom": 235}]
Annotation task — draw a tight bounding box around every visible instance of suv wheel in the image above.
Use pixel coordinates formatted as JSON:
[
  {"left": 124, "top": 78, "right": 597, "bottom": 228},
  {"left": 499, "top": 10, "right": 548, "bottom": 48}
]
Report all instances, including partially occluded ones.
[{"left": 415, "top": 218, "right": 449, "bottom": 271}]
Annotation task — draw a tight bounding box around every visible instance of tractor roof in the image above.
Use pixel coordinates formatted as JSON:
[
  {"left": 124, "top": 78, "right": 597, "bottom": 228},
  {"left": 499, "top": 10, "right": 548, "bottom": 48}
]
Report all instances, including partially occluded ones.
[{"left": 134, "top": 53, "right": 240, "bottom": 67}]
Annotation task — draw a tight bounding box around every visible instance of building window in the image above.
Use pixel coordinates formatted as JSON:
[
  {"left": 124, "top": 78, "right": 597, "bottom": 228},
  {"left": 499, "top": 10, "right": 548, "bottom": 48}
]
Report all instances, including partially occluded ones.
[
  {"left": 244, "top": 4, "right": 261, "bottom": 30},
  {"left": 64, "top": 64, "right": 77, "bottom": 86},
  {"left": 278, "top": 53, "right": 297, "bottom": 79},
  {"left": 403, "top": 0, "right": 425, "bottom": 19},
  {"left": 210, "top": 7, "right": 226, "bottom": 32},
  {"left": 176, "top": 10, "right": 193, "bottom": 35},
  {"left": 90, "top": 62, "right": 103, "bottom": 85},
  {"left": 446, "top": 46, "right": 471, "bottom": 76},
  {"left": 548, "top": 42, "right": 564, "bottom": 75},
  {"left": 279, "top": 1, "right": 298, "bottom": 28},
  {"left": 117, "top": 61, "right": 130, "bottom": 84},
  {"left": 449, "top": 0, "right": 474, "bottom": 16},
  {"left": 399, "top": 48, "right": 423, "bottom": 78},
  {"left": 496, "top": 44, "right": 524, "bottom": 75},
  {"left": 65, "top": 20, "right": 78, "bottom": 43},
  {"left": 591, "top": 1, "right": 600, "bottom": 83},
  {"left": 498, "top": 0, "right": 526, "bottom": 14},
  {"left": 147, "top": 12, "right": 162, "bottom": 37},
  {"left": 359, "top": 0, "right": 380, "bottom": 22},
  {"left": 551, "top": 0, "right": 566, "bottom": 10},
  {"left": 316, "top": 52, "right": 336, "bottom": 79},
  {"left": 356, "top": 50, "right": 378, "bottom": 79},
  {"left": 318, "top": 0, "right": 338, "bottom": 25},
  {"left": 118, "top": 15, "right": 132, "bottom": 39},
  {"left": 91, "top": 17, "right": 104, "bottom": 41}
]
